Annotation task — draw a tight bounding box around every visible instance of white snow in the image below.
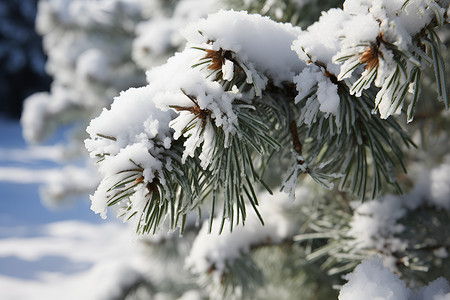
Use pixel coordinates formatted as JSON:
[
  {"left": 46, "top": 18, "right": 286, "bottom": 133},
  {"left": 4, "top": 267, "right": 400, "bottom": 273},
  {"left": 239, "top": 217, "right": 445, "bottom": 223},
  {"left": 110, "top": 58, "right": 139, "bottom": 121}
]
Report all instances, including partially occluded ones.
[
  {"left": 317, "top": 0, "right": 450, "bottom": 119},
  {"left": 21, "top": 92, "right": 59, "bottom": 143},
  {"left": 182, "top": 10, "right": 304, "bottom": 85},
  {"left": 292, "top": 8, "right": 348, "bottom": 77},
  {"left": 339, "top": 257, "right": 450, "bottom": 300},
  {"left": 347, "top": 159, "right": 450, "bottom": 269},
  {"left": 293, "top": 65, "right": 340, "bottom": 119},
  {"left": 221, "top": 59, "right": 234, "bottom": 81},
  {"left": 7, "top": 0, "right": 450, "bottom": 299},
  {"left": 348, "top": 194, "right": 408, "bottom": 254},
  {"left": 416, "top": 277, "right": 450, "bottom": 300},
  {"left": 339, "top": 257, "right": 410, "bottom": 300},
  {"left": 430, "top": 162, "right": 450, "bottom": 210}
]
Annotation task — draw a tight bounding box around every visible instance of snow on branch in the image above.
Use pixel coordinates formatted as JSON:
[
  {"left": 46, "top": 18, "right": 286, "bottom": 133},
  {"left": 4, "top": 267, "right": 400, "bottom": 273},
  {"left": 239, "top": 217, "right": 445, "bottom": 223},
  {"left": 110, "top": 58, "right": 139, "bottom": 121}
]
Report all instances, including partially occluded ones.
[
  {"left": 346, "top": 159, "right": 450, "bottom": 270},
  {"left": 297, "top": 158, "right": 450, "bottom": 279},
  {"left": 85, "top": 10, "right": 302, "bottom": 234},
  {"left": 85, "top": 2, "right": 450, "bottom": 235},
  {"left": 339, "top": 257, "right": 450, "bottom": 300}
]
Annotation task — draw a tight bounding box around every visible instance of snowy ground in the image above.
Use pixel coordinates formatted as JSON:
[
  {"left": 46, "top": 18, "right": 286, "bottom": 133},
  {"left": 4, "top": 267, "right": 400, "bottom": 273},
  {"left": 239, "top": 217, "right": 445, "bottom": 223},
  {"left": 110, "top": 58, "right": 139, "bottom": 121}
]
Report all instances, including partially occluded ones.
[{"left": 0, "top": 117, "right": 145, "bottom": 300}]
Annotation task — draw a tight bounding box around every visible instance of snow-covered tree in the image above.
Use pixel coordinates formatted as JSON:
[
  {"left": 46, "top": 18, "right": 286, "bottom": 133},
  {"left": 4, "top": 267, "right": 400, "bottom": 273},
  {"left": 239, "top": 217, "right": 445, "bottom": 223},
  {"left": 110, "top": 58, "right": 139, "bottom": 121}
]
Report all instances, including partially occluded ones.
[{"left": 24, "top": 0, "right": 450, "bottom": 299}]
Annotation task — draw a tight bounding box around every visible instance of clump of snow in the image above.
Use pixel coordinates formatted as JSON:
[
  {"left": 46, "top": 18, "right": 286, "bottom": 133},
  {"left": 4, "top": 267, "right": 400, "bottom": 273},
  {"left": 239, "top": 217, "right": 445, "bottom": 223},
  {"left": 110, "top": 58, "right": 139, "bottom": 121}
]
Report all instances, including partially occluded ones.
[
  {"left": 221, "top": 59, "right": 234, "bottom": 81},
  {"left": 339, "top": 257, "right": 450, "bottom": 300},
  {"left": 147, "top": 49, "right": 242, "bottom": 167},
  {"left": 347, "top": 160, "right": 450, "bottom": 269},
  {"left": 348, "top": 195, "right": 408, "bottom": 254},
  {"left": 291, "top": 8, "right": 363, "bottom": 121},
  {"left": 430, "top": 162, "right": 450, "bottom": 210},
  {"left": 339, "top": 257, "right": 410, "bottom": 300},
  {"left": 293, "top": 65, "right": 340, "bottom": 122},
  {"left": 86, "top": 86, "right": 173, "bottom": 159},
  {"left": 182, "top": 10, "right": 304, "bottom": 86},
  {"left": 291, "top": 0, "right": 448, "bottom": 124},
  {"left": 85, "top": 86, "right": 175, "bottom": 220},
  {"left": 292, "top": 8, "right": 348, "bottom": 76}
]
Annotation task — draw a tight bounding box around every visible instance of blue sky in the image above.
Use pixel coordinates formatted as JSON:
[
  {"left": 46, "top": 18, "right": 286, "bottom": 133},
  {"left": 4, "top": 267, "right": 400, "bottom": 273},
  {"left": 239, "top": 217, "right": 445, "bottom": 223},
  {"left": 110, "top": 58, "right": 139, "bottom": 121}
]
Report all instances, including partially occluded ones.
[
  {"left": 0, "top": 117, "right": 100, "bottom": 226},
  {"left": 0, "top": 117, "right": 141, "bottom": 300}
]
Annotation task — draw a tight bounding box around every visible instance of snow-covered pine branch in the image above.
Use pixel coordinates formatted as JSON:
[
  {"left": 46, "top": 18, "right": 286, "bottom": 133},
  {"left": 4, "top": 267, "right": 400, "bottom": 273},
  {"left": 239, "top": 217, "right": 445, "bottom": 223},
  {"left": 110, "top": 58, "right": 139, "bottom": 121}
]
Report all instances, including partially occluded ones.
[
  {"left": 86, "top": 1, "right": 449, "bottom": 235},
  {"left": 20, "top": 0, "right": 223, "bottom": 208},
  {"left": 86, "top": 10, "right": 301, "bottom": 234}
]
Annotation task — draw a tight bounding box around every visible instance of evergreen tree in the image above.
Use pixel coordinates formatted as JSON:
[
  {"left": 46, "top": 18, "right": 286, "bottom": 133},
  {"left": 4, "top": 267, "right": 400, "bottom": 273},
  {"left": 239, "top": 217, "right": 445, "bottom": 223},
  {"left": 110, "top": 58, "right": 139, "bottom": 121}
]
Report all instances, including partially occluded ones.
[{"left": 23, "top": 0, "right": 450, "bottom": 299}]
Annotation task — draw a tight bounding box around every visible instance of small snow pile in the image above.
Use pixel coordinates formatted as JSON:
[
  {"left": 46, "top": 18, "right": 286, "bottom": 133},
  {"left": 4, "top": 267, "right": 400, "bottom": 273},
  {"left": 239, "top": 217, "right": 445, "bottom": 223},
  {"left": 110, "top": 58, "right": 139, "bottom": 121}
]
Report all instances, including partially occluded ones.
[
  {"left": 182, "top": 10, "right": 303, "bottom": 86},
  {"left": 430, "top": 162, "right": 450, "bottom": 210},
  {"left": 293, "top": 65, "right": 340, "bottom": 124},
  {"left": 339, "top": 257, "right": 450, "bottom": 300},
  {"left": 348, "top": 194, "right": 408, "bottom": 255},
  {"left": 290, "top": 8, "right": 347, "bottom": 124},
  {"left": 85, "top": 86, "right": 173, "bottom": 220},
  {"left": 292, "top": 8, "right": 348, "bottom": 77},
  {"left": 339, "top": 257, "right": 409, "bottom": 300}
]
